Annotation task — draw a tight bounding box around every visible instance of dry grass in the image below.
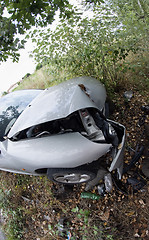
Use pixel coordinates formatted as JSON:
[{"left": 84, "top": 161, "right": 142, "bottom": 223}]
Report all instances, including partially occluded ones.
[
  {"left": 124, "top": 51, "right": 149, "bottom": 91},
  {"left": 15, "top": 64, "right": 76, "bottom": 91},
  {"left": 14, "top": 50, "right": 149, "bottom": 101}
]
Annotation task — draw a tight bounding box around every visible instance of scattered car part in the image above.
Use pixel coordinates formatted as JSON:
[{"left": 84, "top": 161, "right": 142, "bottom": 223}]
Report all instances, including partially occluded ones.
[
  {"left": 123, "top": 146, "right": 144, "bottom": 174},
  {"left": 123, "top": 90, "right": 133, "bottom": 101},
  {"left": 112, "top": 176, "right": 129, "bottom": 195},
  {"left": 104, "top": 173, "right": 113, "bottom": 192},
  {"left": 113, "top": 103, "right": 149, "bottom": 194},
  {"left": 85, "top": 168, "right": 108, "bottom": 191},
  {"left": 127, "top": 175, "right": 146, "bottom": 192},
  {"left": 97, "top": 184, "right": 106, "bottom": 196}
]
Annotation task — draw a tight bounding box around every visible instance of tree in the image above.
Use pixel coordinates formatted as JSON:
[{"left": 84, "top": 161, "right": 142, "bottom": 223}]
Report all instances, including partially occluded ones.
[
  {"left": 109, "top": 0, "right": 149, "bottom": 48},
  {"left": 31, "top": 0, "right": 148, "bottom": 89},
  {"left": 0, "top": 0, "right": 107, "bottom": 63},
  {"left": 0, "top": 0, "right": 74, "bottom": 62}
]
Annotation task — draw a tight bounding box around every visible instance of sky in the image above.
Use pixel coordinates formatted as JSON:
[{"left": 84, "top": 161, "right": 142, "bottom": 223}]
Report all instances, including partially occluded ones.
[{"left": 0, "top": 40, "right": 36, "bottom": 95}]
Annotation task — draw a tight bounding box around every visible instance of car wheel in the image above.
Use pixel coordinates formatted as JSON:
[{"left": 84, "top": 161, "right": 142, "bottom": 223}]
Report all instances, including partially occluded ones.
[{"left": 47, "top": 168, "right": 96, "bottom": 184}]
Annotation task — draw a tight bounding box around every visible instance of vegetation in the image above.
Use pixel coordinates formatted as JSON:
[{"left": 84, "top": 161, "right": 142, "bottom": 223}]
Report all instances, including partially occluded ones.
[
  {"left": 14, "top": 0, "right": 148, "bottom": 94},
  {"left": 26, "top": 0, "right": 148, "bottom": 93},
  {"left": 0, "top": 0, "right": 149, "bottom": 239},
  {"left": 0, "top": 0, "right": 105, "bottom": 62},
  {"left": 0, "top": 0, "right": 76, "bottom": 62}
]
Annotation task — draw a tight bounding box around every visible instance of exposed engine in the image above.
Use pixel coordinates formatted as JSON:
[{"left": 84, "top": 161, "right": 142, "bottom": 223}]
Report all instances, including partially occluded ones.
[{"left": 11, "top": 108, "right": 124, "bottom": 151}]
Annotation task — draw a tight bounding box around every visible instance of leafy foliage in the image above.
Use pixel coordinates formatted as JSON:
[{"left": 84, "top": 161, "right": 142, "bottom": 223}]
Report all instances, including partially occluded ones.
[
  {"left": 31, "top": 0, "right": 148, "bottom": 89},
  {"left": 0, "top": 16, "right": 25, "bottom": 62},
  {"left": 0, "top": 0, "right": 74, "bottom": 62}
]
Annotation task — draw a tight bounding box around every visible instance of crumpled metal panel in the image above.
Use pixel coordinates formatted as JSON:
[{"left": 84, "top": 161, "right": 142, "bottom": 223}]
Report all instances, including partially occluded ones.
[
  {"left": 0, "top": 132, "right": 111, "bottom": 174},
  {"left": 8, "top": 77, "right": 106, "bottom": 138}
]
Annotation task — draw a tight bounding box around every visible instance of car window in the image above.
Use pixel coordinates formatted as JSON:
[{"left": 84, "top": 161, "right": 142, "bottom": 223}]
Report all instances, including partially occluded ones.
[{"left": 0, "top": 90, "right": 42, "bottom": 141}]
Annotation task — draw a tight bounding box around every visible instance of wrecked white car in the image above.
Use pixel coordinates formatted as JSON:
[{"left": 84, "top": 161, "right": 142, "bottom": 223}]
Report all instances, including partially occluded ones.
[{"left": 0, "top": 77, "right": 125, "bottom": 184}]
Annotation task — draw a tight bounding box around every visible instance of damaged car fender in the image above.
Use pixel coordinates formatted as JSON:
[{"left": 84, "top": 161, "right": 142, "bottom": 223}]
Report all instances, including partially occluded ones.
[{"left": 0, "top": 134, "right": 111, "bottom": 174}]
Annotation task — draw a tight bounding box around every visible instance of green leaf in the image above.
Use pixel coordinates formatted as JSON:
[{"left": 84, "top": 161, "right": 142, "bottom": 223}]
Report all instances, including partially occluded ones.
[{"left": 71, "top": 206, "right": 79, "bottom": 213}]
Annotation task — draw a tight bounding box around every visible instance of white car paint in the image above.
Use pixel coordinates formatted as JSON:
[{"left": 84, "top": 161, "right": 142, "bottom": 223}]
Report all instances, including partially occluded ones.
[
  {"left": 0, "top": 76, "right": 125, "bottom": 181},
  {"left": 8, "top": 77, "right": 106, "bottom": 138}
]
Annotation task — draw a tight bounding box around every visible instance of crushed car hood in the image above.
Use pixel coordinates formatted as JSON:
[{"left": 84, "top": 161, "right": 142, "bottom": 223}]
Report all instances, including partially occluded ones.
[{"left": 8, "top": 77, "right": 106, "bottom": 138}]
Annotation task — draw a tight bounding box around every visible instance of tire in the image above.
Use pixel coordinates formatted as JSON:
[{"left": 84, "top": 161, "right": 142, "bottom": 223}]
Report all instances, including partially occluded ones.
[{"left": 47, "top": 168, "right": 96, "bottom": 185}]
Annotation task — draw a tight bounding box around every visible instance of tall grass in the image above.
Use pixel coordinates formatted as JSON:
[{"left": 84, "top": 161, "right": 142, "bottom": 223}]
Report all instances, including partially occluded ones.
[
  {"left": 15, "top": 64, "right": 75, "bottom": 91},
  {"left": 15, "top": 49, "right": 149, "bottom": 101}
]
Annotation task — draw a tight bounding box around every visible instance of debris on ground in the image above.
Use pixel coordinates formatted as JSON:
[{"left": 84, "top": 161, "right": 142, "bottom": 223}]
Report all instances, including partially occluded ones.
[{"left": 0, "top": 89, "right": 149, "bottom": 240}]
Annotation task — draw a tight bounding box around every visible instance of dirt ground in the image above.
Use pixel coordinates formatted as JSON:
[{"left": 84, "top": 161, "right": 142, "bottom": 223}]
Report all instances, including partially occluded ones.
[{"left": 1, "top": 87, "right": 149, "bottom": 240}]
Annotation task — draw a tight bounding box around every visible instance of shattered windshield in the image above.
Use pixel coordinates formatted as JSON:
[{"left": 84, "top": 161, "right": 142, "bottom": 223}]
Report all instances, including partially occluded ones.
[{"left": 0, "top": 90, "right": 42, "bottom": 141}]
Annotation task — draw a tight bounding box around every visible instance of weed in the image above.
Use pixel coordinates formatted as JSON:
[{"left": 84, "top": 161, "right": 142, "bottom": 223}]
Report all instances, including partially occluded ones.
[{"left": 70, "top": 206, "right": 115, "bottom": 240}]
